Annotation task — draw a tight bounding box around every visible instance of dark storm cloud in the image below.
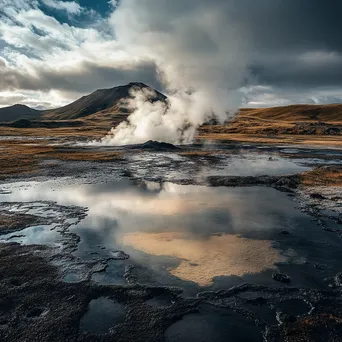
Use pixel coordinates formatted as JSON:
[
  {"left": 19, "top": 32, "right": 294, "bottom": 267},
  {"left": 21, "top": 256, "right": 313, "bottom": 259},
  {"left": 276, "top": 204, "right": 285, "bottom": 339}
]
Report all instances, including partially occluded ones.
[
  {"left": 114, "top": 0, "right": 342, "bottom": 90},
  {"left": 0, "top": 60, "right": 161, "bottom": 93},
  {"left": 1, "top": 0, "right": 341, "bottom": 107}
]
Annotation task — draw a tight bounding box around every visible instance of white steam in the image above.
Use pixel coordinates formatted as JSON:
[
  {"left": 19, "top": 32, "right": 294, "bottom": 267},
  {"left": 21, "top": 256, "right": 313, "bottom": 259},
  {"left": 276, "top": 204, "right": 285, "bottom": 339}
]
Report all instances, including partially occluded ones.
[{"left": 98, "top": 0, "right": 250, "bottom": 145}]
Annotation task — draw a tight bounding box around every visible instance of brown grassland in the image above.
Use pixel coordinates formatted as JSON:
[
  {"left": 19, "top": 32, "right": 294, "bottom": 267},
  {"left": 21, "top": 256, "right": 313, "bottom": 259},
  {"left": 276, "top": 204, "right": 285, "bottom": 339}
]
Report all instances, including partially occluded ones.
[
  {"left": 0, "top": 139, "right": 123, "bottom": 178},
  {"left": 0, "top": 103, "right": 341, "bottom": 180},
  {"left": 300, "top": 166, "right": 342, "bottom": 187}
]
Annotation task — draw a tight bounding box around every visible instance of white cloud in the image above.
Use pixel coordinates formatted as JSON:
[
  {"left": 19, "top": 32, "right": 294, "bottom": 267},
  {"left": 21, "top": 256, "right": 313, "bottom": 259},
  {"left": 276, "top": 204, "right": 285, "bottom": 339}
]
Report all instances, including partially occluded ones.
[
  {"left": 0, "top": 0, "right": 342, "bottom": 115},
  {"left": 41, "top": 0, "right": 82, "bottom": 15},
  {"left": 108, "top": 0, "right": 119, "bottom": 8},
  {"left": 0, "top": 1, "right": 160, "bottom": 107}
]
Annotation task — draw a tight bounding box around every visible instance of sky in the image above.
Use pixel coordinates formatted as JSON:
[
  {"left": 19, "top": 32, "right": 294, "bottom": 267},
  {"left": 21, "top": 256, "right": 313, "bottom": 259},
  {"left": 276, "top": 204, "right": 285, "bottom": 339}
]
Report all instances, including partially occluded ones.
[{"left": 0, "top": 0, "right": 341, "bottom": 109}]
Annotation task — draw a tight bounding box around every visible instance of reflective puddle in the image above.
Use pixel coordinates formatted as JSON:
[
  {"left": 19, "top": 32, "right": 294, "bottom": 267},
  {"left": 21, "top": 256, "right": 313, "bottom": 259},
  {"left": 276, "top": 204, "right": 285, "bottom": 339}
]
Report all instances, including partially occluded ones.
[
  {"left": 80, "top": 297, "right": 126, "bottom": 334},
  {"left": 0, "top": 177, "right": 341, "bottom": 292}
]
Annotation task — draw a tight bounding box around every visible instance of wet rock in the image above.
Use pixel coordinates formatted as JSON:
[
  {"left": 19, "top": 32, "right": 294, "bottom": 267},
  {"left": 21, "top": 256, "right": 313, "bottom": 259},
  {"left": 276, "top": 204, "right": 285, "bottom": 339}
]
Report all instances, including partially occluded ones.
[
  {"left": 110, "top": 250, "right": 130, "bottom": 260},
  {"left": 323, "top": 226, "right": 338, "bottom": 233},
  {"left": 205, "top": 174, "right": 300, "bottom": 190},
  {"left": 275, "top": 176, "right": 299, "bottom": 189},
  {"left": 0, "top": 242, "right": 200, "bottom": 342},
  {"left": 334, "top": 272, "right": 342, "bottom": 287},
  {"left": 272, "top": 273, "right": 291, "bottom": 284},
  {"left": 137, "top": 140, "right": 180, "bottom": 151},
  {"left": 314, "top": 264, "right": 328, "bottom": 270},
  {"left": 124, "top": 264, "right": 137, "bottom": 284},
  {"left": 276, "top": 311, "right": 296, "bottom": 324},
  {"left": 6, "top": 234, "right": 25, "bottom": 240},
  {"left": 0, "top": 210, "right": 49, "bottom": 234},
  {"left": 280, "top": 230, "right": 290, "bottom": 235},
  {"left": 26, "top": 307, "right": 47, "bottom": 319},
  {"left": 331, "top": 196, "right": 342, "bottom": 201},
  {"left": 310, "top": 193, "right": 326, "bottom": 200}
]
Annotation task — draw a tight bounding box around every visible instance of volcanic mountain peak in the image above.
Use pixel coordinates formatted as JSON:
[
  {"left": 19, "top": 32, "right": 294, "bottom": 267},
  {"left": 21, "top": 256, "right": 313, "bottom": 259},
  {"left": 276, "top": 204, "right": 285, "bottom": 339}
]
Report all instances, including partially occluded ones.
[
  {"left": 43, "top": 82, "right": 166, "bottom": 120},
  {"left": 0, "top": 82, "right": 166, "bottom": 122}
]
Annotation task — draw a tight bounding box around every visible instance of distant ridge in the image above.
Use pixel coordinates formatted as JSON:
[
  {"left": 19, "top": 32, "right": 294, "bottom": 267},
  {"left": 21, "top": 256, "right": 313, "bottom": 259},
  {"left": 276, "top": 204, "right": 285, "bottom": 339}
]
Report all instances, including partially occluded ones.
[{"left": 0, "top": 104, "right": 42, "bottom": 122}]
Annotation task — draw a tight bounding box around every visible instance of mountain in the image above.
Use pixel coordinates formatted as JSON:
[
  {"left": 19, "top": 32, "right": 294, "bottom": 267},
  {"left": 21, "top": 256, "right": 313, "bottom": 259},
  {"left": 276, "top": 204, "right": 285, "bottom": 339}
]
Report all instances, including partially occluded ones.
[
  {"left": 1, "top": 83, "right": 341, "bottom": 124},
  {"left": 43, "top": 82, "right": 166, "bottom": 120},
  {"left": 0, "top": 83, "right": 166, "bottom": 123},
  {"left": 0, "top": 104, "right": 42, "bottom": 122}
]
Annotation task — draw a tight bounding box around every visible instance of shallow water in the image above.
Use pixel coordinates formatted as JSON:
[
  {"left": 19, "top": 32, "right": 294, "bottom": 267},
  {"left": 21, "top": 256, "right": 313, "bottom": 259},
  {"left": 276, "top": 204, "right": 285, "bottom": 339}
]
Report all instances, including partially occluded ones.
[
  {"left": 80, "top": 297, "right": 126, "bottom": 334},
  {"left": 1, "top": 177, "right": 341, "bottom": 295},
  {"left": 166, "top": 304, "right": 263, "bottom": 342},
  {"left": 1, "top": 146, "right": 342, "bottom": 340},
  {"left": 127, "top": 151, "right": 309, "bottom": 180},
  {"left": 206, "top": 153, "right": 309, "bottom": 176}
]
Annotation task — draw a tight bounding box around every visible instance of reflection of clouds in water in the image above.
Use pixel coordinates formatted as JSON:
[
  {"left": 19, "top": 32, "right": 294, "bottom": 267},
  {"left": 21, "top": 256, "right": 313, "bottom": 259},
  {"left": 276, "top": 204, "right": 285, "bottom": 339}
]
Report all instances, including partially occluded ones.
[
  {"left": 1, "top": 181, "right": 301, "bottom": 240},
  {"left": 122, "top": 232, "right": 285, "bottom": 286},
  {"left": 209, "top": 154, "right": 309, "bottom": 177},
  {"left": 1, "top": 224, "right": 60, "bottom": 245},
  {"left": 1, "top": 179, "right": 304, "bottom": 286}
]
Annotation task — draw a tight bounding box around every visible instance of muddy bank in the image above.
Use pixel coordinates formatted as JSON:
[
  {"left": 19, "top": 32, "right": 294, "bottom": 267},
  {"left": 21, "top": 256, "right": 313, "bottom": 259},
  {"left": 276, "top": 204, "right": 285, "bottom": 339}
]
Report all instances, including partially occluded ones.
[
  {"left": 1, "top": 242, "right": 342, "bottom": 341},
  {"left": 0, "top": 141, "right": 341, "bottom": 341},
  {"left": 0, "top": 211, "right": 49, "bottom": 234},
  {"left": 0, "top": 242, "right": 198, "bottom": 342}
]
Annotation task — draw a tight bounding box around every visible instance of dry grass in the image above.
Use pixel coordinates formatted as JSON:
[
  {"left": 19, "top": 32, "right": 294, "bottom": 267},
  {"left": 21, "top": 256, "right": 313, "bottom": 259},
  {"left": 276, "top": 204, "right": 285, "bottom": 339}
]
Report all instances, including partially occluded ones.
[
  {"left": 0, "top": 125, "right": 109, "bottom": 139},
  {"left": 0, "top": 139, "right": 123, "bottom": 178},
  {"left": 0, "top": 211, "right": 45, "bottom": 232},
  {"left": 300, "top": 166, "right": 342, "bottom": 186},
  {"left": 198, "top": 132, "right": 342, "bottom": 147},
  {"left": 240, "top": 104, "right": 342, "bottom": 123},
  {"left": 0, "top": 142, "right": 54, "bottom": 177}
]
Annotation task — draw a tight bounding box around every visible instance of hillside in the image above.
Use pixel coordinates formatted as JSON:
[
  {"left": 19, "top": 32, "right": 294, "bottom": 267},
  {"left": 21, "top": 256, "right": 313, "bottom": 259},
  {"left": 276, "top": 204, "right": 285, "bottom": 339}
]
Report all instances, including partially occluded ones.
[
  {"left": 200, "top": 103, "right": 342, "bottom": 139},
  {"left": 0, "top": 83, "right": 166, "bottom": 123},
  {"left": 240, "top": 104, "right": 342, "bottom": 123},
  {"left": 43, "top": 82, "right": 166, "bottom": 120},
  {"left": 0, "top": 104, "right": 42, "bottom": 122},
  {"left": 1, "top": 85, "right": 341, "bottom": 126}
]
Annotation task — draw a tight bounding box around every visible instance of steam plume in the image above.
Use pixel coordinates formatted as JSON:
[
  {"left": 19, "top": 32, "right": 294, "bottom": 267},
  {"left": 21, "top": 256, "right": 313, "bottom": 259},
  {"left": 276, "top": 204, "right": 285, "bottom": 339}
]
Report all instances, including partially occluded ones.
[{"left": 99, "top": 0, "right": 250, "bottom": 145}]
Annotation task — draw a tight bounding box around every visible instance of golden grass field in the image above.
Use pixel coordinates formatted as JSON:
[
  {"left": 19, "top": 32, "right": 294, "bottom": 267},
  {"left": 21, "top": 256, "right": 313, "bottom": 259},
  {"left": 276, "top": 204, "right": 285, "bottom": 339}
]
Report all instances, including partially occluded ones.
[
  {"left": 0, "top": 139, "right": 123, "bottom": 178},
  {"left": 0, "top": 103, "right": 341, "bottom": 180},
  {"left": 300, "top": 166, "right": 342, "bottom": 187}
]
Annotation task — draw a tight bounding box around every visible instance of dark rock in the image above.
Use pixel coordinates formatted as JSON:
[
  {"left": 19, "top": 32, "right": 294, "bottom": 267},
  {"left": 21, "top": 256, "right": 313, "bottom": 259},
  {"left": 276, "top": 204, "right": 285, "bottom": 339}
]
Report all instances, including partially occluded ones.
[
  {"left": 139, "top": 140, "right": 180, "bottom": 151},
  {"left": 331, "top": 196, "right": 342, "bottom": 201},
  {"left": 334, "top": 272, "right": 342, "bottom": 287},
  {"left": 0, "top": 242, "right": 197, "bottom": 342},
  {"left": 309, "top": 193, "right": 326, "bottom": 200},
  {"left": 124, "top": 264, "right": 137, "bottom": 284},
  {"left": 272, "top": 273, "right": 291, "bottom": 283},
  {"left": 275, "top": 176, "right": 299, "bottom": 189},
  {"left": 110, "top": 250, "right": 130, "bottom": 260},
  {"left": 280, "top": 230, "right": 290, "bottom": 235},
  {"left": 323, "top": 227, "right": 338, "bottom": 233}
]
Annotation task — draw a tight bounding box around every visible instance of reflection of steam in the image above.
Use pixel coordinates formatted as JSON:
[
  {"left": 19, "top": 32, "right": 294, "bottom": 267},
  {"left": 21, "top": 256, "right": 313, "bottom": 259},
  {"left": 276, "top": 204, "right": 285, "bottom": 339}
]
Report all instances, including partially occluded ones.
[{"left": 122, "top": 232, "right": 285, "bottom": 286}]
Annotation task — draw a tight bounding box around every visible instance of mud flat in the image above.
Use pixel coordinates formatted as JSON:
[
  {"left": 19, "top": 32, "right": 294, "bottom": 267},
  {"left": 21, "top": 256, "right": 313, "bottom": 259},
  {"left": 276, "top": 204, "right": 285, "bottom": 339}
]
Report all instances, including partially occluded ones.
[
  {"left": 0, "top": 137, "right": 342, "bottom": 341},
  {"left": 1, "top": 241, "right": 342, "bottom": 341}
]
